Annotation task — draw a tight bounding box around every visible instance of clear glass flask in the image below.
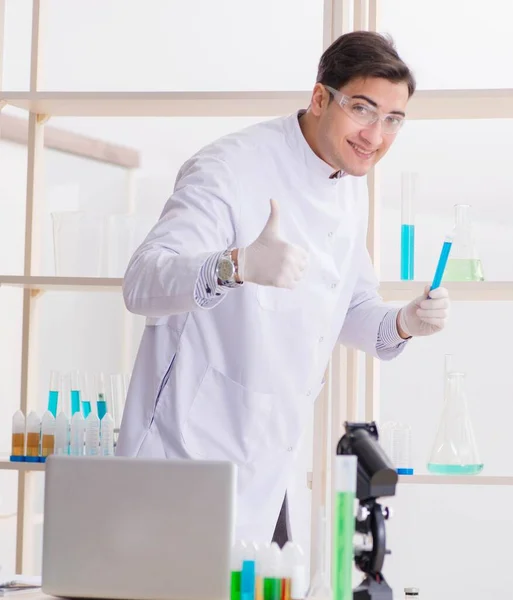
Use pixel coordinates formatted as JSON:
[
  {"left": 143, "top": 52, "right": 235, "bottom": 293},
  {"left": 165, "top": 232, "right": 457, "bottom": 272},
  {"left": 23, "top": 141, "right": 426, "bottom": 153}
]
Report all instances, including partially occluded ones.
[
  {"left": 444, "top": 204, "right": 484, "bottom": 282},
  {"left": 427, "top": 371, "right": 483, "bottom": 475},
  {"left": 400, "top": 172, "right": 417, "bottom": 281}
]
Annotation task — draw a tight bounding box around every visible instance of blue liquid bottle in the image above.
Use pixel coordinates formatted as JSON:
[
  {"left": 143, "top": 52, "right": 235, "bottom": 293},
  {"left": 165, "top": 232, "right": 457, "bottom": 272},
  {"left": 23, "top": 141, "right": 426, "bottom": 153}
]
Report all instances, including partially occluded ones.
[{"left": 400, "top": 172, "right": 417, "bottom": 281}]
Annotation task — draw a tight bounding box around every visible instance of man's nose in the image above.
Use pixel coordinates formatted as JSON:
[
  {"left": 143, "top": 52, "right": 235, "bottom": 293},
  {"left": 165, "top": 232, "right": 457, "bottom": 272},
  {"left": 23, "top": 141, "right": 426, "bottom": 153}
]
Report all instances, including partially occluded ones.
[{"left": 359, "top": 120, "right": 383, "bottom": 147}]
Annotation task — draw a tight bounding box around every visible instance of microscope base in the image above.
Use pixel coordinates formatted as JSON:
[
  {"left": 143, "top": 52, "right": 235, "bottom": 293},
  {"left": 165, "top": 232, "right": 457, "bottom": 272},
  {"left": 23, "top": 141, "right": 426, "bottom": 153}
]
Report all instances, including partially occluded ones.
[{"left": 354, "top": 577, "right": 393, "bottom": 600}]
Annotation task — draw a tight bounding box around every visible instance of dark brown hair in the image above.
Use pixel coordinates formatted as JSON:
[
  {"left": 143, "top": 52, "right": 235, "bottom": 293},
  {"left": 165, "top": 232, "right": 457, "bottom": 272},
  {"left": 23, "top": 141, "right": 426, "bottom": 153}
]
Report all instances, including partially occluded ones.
[{"left": 316, "top": 31, "right": 416, "bottom": 97}]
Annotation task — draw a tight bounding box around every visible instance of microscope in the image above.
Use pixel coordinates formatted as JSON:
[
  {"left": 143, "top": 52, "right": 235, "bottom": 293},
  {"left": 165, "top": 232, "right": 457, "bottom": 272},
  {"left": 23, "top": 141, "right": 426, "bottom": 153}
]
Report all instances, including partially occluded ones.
[{"left": 336, "top": 422, "right": 398, "bottom": 600}]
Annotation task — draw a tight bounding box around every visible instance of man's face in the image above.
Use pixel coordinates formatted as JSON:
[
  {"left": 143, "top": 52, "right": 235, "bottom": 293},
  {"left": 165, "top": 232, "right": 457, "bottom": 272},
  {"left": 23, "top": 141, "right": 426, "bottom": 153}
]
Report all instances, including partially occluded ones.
[{"left": 313, "top": 76, "right": 410, "bottom": 176}]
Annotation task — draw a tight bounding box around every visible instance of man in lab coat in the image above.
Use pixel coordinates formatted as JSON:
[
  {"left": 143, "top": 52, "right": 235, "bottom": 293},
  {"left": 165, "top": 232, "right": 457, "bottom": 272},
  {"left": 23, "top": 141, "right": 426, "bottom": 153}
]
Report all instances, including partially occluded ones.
[{"left": 116, "top": 31, "right": 450, "bottom": 545}]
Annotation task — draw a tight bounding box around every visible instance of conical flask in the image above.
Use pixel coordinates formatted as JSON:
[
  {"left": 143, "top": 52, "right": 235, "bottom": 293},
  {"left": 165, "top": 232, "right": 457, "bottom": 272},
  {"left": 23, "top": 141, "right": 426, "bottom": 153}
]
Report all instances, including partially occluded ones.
[
  {"left": 427, "top": 371, "right": 483, "bottom": 475},
  {"left": 444, "top": 204, "right": 484, "bottom": 281}
]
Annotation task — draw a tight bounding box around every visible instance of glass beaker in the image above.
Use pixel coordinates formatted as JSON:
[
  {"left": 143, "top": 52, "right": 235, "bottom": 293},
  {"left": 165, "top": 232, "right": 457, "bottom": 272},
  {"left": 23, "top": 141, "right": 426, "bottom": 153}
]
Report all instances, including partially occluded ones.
[
  {"left": 443, "top": 204, "right": 484, "bottom": 282},
  {"left": 427, "top": 371, "right": 483, "bottom": 475},
  {"left": 52, "top": 211, "right": 105, "bottom": 277}
]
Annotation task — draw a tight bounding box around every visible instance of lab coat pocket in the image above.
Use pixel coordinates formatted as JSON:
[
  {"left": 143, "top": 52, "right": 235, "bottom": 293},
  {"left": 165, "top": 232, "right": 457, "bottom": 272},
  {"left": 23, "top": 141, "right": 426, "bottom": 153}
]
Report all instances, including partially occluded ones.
[
  {"left": 182, "top": 366, "right": 276, "bottom": 465},
  {"left": 256, "top": 285, "right": 303, "bottom": 311}
]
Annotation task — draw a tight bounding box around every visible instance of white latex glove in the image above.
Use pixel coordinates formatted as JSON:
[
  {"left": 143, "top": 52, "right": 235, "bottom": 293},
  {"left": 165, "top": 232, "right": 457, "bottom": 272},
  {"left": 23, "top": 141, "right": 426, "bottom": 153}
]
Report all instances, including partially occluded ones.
[
  {"left": 398, "top": 286, "right": 450, "bottom": 337},
  {"left": 238, "top": 199, "right": 309, "bottom": 288}
]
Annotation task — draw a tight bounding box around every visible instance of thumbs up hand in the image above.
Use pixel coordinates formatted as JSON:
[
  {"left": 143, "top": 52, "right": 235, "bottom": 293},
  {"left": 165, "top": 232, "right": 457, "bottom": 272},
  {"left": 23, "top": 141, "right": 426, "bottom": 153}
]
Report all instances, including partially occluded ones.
[{"left": 238, "top": 199, "right": 309, "bottom": 288}]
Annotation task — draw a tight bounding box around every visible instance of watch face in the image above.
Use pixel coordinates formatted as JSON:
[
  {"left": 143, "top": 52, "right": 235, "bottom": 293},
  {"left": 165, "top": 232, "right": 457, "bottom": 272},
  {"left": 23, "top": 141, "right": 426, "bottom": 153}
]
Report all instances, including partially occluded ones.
[{"left": 218, "top": 258, "right": 235, "bottom": 281}]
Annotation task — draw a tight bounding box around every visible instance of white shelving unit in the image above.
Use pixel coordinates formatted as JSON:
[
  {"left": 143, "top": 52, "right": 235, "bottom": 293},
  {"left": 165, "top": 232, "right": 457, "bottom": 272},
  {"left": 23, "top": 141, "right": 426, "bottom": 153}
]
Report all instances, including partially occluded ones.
[
  {"left": 1, "top": 0, "right": 513, "bottom": 580},
  {"left": 0, "top": 276, "right": 123, "bottom": 292}
]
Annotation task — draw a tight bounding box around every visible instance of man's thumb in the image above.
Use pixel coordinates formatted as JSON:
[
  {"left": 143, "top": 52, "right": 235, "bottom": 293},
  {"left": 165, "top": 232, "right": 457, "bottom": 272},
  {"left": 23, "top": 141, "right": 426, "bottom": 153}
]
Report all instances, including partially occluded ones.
[{"left": 262, "top": 198, "right": 280, "bottom": 235}]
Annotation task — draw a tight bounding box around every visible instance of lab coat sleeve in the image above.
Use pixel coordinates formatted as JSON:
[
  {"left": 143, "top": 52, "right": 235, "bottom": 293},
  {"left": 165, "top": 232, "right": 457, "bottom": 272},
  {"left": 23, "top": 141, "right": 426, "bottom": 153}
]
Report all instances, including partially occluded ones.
[
  {"left": 123, "top": 154, "right": 239, "bottom": 317},
  {"left": 338, "top": 243, "right": 409, "bottom": 360}
]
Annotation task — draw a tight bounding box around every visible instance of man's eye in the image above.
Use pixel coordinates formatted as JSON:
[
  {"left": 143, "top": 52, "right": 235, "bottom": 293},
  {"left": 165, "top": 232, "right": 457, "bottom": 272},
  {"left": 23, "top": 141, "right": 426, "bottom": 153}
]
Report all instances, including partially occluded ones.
[
  {"left": 351, "top": 104, "right": 371, "bottom": 116},
  {"left": 385, "top": 115, "right": 403, "bottom": 126}
]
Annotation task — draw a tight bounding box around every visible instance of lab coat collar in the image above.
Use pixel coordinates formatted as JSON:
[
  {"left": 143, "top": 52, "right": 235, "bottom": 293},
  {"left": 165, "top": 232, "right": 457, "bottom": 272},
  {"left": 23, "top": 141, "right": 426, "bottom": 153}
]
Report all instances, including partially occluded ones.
[{"left": 285, "top": 110, "right": 345, "bottom": 181}]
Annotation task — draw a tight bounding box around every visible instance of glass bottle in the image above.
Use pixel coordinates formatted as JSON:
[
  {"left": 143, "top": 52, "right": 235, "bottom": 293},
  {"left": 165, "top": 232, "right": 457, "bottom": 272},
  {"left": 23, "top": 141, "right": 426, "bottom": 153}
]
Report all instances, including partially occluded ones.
[
  {"left": 444, "top": 204, "right": 484, "bottom": 282},
  {"left": 428, "top": 371, "right": 483, "bottom": 475}
]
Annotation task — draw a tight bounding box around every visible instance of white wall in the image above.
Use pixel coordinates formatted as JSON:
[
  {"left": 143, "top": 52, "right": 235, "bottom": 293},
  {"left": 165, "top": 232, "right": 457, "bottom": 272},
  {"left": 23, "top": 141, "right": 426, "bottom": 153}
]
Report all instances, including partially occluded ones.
[{"left": 2, "top": 1, "right": 513, "bottom": 597}]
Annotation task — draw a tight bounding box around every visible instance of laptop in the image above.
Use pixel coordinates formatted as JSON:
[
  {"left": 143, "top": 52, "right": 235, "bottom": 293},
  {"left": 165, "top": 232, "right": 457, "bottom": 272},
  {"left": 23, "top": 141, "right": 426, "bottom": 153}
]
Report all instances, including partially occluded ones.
[{"left": 42, "top": 455, "right": 236, "bottom": 600}]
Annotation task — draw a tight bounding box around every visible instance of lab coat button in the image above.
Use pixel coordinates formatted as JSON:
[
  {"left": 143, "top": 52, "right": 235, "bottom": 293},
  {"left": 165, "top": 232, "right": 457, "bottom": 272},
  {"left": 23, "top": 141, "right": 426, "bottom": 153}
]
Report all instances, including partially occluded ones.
[
  {"left": 319, "top": 336, "right": 324, "bottom": 342},
  {"left": 331, "top": 283, "right": 337, "bottom": 289},
  {"left": 306, "top": 390, "right": 311, "bottom": 396},
  {"left": 328, "top": 231, "right": 334, "bottom": 238},
  {"left": 287, "top": 447, "right": 293, "bottom": 452}
]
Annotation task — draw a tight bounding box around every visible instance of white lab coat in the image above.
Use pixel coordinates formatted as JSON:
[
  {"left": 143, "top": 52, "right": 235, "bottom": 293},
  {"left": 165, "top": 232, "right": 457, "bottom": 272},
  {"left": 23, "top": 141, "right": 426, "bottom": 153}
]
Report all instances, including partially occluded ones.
[{"left": 116, "top": 112, "right": 404, "bottom": 543}]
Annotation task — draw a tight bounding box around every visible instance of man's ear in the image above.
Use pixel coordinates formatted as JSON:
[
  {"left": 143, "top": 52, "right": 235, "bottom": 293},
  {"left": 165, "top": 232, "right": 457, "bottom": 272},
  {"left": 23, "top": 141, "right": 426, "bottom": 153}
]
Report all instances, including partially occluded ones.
[{"left": 310, "top": 83, "right": 330, "bottom": 117}]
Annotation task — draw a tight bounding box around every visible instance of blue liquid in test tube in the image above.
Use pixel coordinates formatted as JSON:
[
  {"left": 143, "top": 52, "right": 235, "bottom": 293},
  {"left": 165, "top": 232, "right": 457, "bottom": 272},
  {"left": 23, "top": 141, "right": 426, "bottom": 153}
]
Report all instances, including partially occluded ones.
[
  {"left": 47, "top": 371, "right": 60, "bottom": 417},
  {"left": 70, "top": 370, "right": 82, "bottom": 415},
  {"left": 82, "top": 400, "right": 91, "bottom": 418},
  {"left": 400, "top": 172, "right": 417, "bottom": 281},
  {"left": 430, "top": 236, "right": 453, "bottom": 294}
]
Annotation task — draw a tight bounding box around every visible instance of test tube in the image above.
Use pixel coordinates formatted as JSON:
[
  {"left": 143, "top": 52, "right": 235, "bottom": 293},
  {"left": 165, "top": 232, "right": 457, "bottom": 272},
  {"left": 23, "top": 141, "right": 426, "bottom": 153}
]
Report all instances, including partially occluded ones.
[
  {"left": 81, "top": 373, "right": 93, "bottom": 418},
  {"left": 100, "top": 413, "right": 115, "bottom": 456},
  {"left": 96, "top": 373, "right": 107, "bottom": 420},
  {"left": 400, "top": 172, "right": 417, "bottom": 281},
  {"left": 70, "top": 411, "right": 85, "bottom": 456},
  {"left": 47, "top": 371, "right": 60, "bottom": 417},
  {"left": 110, "top": 373, "right": 125, "bottom": 429},
  {"left": 333, "top": 455, "right": 357, "bottom": 600},
  {"left": 10, "top": 411, "right": 25, "bottom": 462},
  {"left": 70, "top": 370, "right": 82, "bottom": 416},
  {"left": 85, "top": 411, "right": 100, "bottom": 456},
  {"left": 40, "top": 411, "right": 56, "bottom": 461},
  {"left": 54, "top": 411, "right": 70, "bottom": 455},
  {"left": 25, "top": 411, "right": 41, "bottom": 462}
]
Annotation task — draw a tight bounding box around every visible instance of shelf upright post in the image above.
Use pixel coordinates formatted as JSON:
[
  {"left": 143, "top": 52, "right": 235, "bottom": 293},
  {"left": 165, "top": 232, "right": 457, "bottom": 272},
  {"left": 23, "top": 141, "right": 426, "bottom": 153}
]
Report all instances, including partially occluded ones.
[{"left": 16, "top": 0, "right": 47, "bottom": 575}]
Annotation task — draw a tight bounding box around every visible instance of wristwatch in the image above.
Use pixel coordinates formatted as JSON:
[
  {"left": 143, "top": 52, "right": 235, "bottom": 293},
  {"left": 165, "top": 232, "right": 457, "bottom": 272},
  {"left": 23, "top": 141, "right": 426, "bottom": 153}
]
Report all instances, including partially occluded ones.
[{"left": 216, "top": 250, "right": 242, "bottom": 288}]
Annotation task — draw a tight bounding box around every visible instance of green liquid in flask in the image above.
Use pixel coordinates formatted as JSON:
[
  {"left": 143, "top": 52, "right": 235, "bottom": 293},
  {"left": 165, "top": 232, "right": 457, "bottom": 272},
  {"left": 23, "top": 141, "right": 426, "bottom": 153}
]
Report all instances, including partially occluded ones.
[
  {"left": 428, "top": 463, "right": 484, "bottom": 475},
  {"left": 444, "top": 258, "right": 484, "bottom": 282}
]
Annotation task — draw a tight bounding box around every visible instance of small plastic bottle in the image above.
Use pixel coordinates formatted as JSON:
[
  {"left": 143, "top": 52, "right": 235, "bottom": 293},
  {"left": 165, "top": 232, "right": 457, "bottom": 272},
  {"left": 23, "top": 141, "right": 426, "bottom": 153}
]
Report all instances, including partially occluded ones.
[
  {"left": 25, "top": 411, "right": 41, "bottom": 462},
  {"left": 70, "top": 411, "right": 85, "bottom": 456},
  {"left": 241, "top": 542, "right": 257, "bottom": 600},
  {"left": 255, "top": 543, "right": 270, "bottom": 600},
  {"left": 282, "top": 542, "right": 307, "bottom": 600},
  {"left": 10, "top": 411, "right": 26, "bottom": 462},
  {"left": 96, "top": 373, "right": 108, "bottom": 420},
  {"left": 404, "top": 587, "right": 419, "bottom": 599},
  {"left": 54, "top": 411, "right": 69, "bottom": 455},
  {"left": 100, "top": 413, "right": 115, "bottom": 456},
  {"left": 262, "top": 542, "right": 283, "bottom": 600},
  {"left": 40, "top": 411, "right": 56, "bottom": 461},
  {"left": 85, "top": 412, "right": 100, "bottom": 456},
  {"left": 230, "top": 540, "right": 248, "bottom": 600}
]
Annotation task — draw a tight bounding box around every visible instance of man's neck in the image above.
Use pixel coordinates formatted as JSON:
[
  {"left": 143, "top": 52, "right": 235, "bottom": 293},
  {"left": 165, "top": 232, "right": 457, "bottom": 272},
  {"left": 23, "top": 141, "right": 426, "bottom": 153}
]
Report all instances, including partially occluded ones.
[{"left": 298, "top": 110, "right": 341, "bottom": 178}]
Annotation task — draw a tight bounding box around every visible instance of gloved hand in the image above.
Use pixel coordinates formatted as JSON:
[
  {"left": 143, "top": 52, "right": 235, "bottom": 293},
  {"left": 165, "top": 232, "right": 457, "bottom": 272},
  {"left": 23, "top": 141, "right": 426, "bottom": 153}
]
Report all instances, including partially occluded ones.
[
  {"left": 237, "top": 199, "right": 309, "bottom": 288},
  {"left": 397, "top": 286, "right": 450, "bottom": 338}
]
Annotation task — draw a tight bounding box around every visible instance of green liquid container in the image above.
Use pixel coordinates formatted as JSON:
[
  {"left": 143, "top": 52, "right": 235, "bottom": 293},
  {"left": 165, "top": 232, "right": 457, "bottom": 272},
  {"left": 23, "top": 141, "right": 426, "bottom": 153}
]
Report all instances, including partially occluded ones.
[
  {"left": 333, "top": 455, "right": 357, "bottom": 600},
  {"left": 443, "top": 204, "right": 485, "bottom": 282}
]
